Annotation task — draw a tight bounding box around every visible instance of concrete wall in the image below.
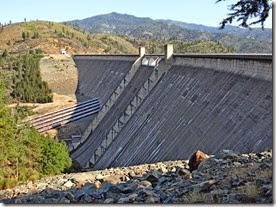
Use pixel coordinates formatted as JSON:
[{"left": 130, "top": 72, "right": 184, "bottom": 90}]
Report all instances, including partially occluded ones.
[
  {"left": 173, "top": 54, "right": 272, "bottom": 81},
  {"left": 94, "top": 54, "right": 272, "bottom": 170},
  {"left": 76, "top": 56, "right": 143, "bottom": 146},
  {"left": 71, "top": 64, "right": 155, "bottom": 167},
  {"left": 62, "top": 55, "right": 137, "bottom": 139}
]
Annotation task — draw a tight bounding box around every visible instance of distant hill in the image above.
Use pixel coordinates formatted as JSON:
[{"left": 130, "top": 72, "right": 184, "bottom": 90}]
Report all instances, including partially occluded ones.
[
  {"left": 0, "top": 21, "right": 138, "bottom": 55},
  {"left": 0, "top": 21, "right": 235, "bottom": 56},
  {"left": 158, "top": 19, "right": 272, "bottom": 43},
  {"left": 67, "top": 12, "right": 272, "bottom": 53}
]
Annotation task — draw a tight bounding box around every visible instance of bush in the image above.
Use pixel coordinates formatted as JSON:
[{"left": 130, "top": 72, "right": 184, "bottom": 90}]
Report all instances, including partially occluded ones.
[
  {"left": 38, "top": 138, "right": 72, "bottom": 176},
  {"left": 0, "top": 178, "right": 18, "bottom": 190},
  {"left": 35, "top": 48, "right": 43, "bottom": 54},
  {"left": 0, "top": 81, "right": 71, "bottom": 190}
]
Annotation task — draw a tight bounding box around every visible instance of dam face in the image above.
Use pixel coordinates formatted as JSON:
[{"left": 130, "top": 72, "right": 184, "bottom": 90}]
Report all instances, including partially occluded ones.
[
  {"left": 70, "top": 55, "right": 138, "bottom": 135},
  {"left": 72, "top": 49, "right": 272, "bottom": 169}
]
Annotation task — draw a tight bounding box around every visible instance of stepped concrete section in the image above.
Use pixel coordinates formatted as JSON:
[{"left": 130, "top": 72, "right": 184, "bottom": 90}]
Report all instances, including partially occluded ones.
[
  {"left": 93, "top": 54, "right": 272, "bottom": 170},
  {"left": 76, "top": 56, "right": 143, "bottom": 146},
  {"left": 71, "top": 64, "right": 155, "bottom": 167},
  {"left": 70, "top": 55, "right": 138, "bottom": 136},
  {"left": 87, "top": 58, "right": 169, "bottom": 167},
  {"left": 74, "top": 55, "right": 138, "bottom": 102}
]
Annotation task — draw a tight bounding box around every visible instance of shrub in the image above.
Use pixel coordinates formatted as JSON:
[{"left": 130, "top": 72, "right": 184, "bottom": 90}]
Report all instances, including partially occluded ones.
[
  {"left": 0, "top": 178, "right": 18, "bottom": 190},
  {"left": 38, "top": 137, "right": 72, "bottom": 176},
  {"left": 0, "top": 81, "right": 71, "bottom": 190}
]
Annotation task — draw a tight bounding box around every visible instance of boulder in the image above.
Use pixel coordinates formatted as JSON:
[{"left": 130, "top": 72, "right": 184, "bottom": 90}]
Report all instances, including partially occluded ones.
[
  {"left": 189, "top": 179, "right": 216, "bottom": 194},
  {"left": 128, "top": 193, "right": 138, "bottom": 201},
  {"left": 118, "top": 197, "right": 130, "bottom": 203},
  {"left": 104, "top": 198, "right": 114, "bottom": 203},
  {"left": 214, "top": 150, "right": 238, "bottom": 160},
  {"left": 64, "top": 180, "right": 74, "bottom": 188},
  {"left": 188, "top": 150, "right": 209, "bottom": 172}
]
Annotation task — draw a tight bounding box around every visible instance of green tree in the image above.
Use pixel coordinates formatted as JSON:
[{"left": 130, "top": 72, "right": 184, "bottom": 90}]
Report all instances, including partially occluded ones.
[
  {"left": 0, "top": 79, "right": 71, "bottom": 189},
  {"left": 22, "top": 32, "right": 26, "bottom": 41},
  {"left": 38, "top": 138, "right": 71, "bottom": 176},
  {"left": 2, "top": 49, "right": 8, "bottom": 58},
  {"left": 217, "top": 0, "right": 272, "bottom": 29}
]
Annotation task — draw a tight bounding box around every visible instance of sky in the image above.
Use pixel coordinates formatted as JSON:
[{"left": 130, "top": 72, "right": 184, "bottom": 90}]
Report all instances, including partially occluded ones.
[{"left": 0, "top": 0, "right": 273, "bottom": 28}]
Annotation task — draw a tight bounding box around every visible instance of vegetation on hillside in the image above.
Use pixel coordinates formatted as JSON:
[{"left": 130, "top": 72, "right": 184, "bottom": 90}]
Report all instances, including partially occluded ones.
[
  {"left": 67, "top": 12, "right": 272, "bottom": 53},
  {"left": 0, "top": 81, "right": 71, "bottom": 190},
  {"left": 125, "top": 37, "right": 235, "bottom": 54},
  {"left": 0, "top": 21, "right": 237, "bottom": 56},
  {"left": 0, "top": 51, "right": 53, "bottom": 103},
  {"left": 0, "top": 21, "right": 138, "bottom": 55}
]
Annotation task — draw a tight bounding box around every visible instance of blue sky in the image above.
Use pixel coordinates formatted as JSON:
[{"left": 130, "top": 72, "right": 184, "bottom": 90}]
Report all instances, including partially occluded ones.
[{"left": 0, "top": 0, "right": 272, "bottom": 28}]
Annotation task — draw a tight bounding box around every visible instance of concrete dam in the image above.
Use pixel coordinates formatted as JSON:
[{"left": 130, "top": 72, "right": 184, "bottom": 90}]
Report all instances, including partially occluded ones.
[{"left": 70, "top": 45, "right": 272, "bottom": 169}]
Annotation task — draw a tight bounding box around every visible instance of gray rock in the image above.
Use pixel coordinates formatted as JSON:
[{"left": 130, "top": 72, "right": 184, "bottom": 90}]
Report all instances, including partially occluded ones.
[
  {"left": 74, "top": 189, "right": 86, "bottom": 200},
  {"left": 159, "top": 191, "right": 168, "bottom": 201},
  {"left": 43, "top": 198, "right": 60, "bottom": 203},
  {"left": 90, "top": 191, "right": 102, "bottom": 199},
  {"left": 128, "top": 193, "right": 138, "bottom": 201},
  {"left": 64, "top": 180, "right": 74, "bottom": 188},
  {"left": 139, "top": 180, "right": 152, "bottom": 188},
  {"left": 101, "top": 183, "right": 122, "bottom": 193},
  {"left": 145, "top": 196, "right": 159, "bottom": 203},
  {"left": 121, "top": 186, "right": 134, "bottom": 194},
  {"left": 104, "top": 198, "right": 114, "bottom": 203},
  {"left": 189, "top": 180, "right": 216, "bottom": 194},
  {"left": 233, "top": 162, "right": 241, "bottom": 167},
  {"left": 214, "top": 150, "right": 238, "bottom": 160},
  {"left": 118, "top": 197, "right": 130, "bottom": 203},
  {"left": 198, "top": 157, "right": 220, "bottom": 172},
  {"left": 58, "top": 197, "right": 70, "bottom": 203},
  {"left": 157, "top": 176, "right": 167, "bottom": 186},
  {"left": 65, "top": 192, "right": 75, "bottom": 201},
  {"left": 80, "top": 194, "right": 94, "bottom": 203},
  {"left": 228, "top": 193, "right": 255, "bottom": 203}
]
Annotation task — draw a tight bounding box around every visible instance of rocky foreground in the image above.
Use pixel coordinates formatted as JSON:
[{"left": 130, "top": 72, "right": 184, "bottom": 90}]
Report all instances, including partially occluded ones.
[{"left": 0, "top": 149, "right": 272, "bottom": 204}]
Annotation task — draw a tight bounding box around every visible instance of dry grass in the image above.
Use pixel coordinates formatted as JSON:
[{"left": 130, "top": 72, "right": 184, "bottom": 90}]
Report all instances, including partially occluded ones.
[
  {"left": 239, "top": 182, "right": 261, "bottom": 198},
  {"left": 185, "top": 192, "right": 215, "bottom": 204},
  {"left": 40, "top": 55, "right": 78, "bottom": 98},
  {"left": 0, "top": 21, "right": 138, "bottom": 55}
]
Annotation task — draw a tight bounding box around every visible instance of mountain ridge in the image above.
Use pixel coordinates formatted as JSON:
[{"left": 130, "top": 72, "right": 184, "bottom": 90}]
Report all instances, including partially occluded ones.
[{"left": 67, "top": 12, "right": 272, "bottom": 53}]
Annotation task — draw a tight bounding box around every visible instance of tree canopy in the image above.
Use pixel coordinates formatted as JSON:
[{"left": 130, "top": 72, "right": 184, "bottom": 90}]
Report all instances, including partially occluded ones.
[
  {"left": 0, "top": 79, "right": 71, "bottom": 190},
  {"left": 217, "top": 0, "right": 272, "bottom": 29}
]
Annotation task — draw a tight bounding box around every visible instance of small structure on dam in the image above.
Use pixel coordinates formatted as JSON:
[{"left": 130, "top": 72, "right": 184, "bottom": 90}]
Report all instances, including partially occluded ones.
[{"left": 69, "top": 45, "right": 272, "bottom": 169}]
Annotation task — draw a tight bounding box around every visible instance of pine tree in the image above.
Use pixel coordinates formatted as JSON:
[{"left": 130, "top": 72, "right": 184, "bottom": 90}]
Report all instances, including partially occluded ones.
[
  {"left": 2, "top": 49, "right": 8, "bottom": 58},
  {"left": 22, "top": 32, "right": 26, "bottom": 41}
]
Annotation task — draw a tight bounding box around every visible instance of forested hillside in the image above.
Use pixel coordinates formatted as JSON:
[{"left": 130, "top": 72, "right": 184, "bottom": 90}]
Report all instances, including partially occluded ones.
[
  {"left": 158, "top": 20, "right": 272, "bottom": 42},
  {"left": 67, "top": 12, "right": 272, "bottom": 53},
  {"left": 0, "top": 20, "right": 236, "bottom": 56},
  {"left": 0, "top": 80, "right": 71, "bottom": 190},
  {"left": 0, "top": 51, "right": 52, "bottom": 103}
]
